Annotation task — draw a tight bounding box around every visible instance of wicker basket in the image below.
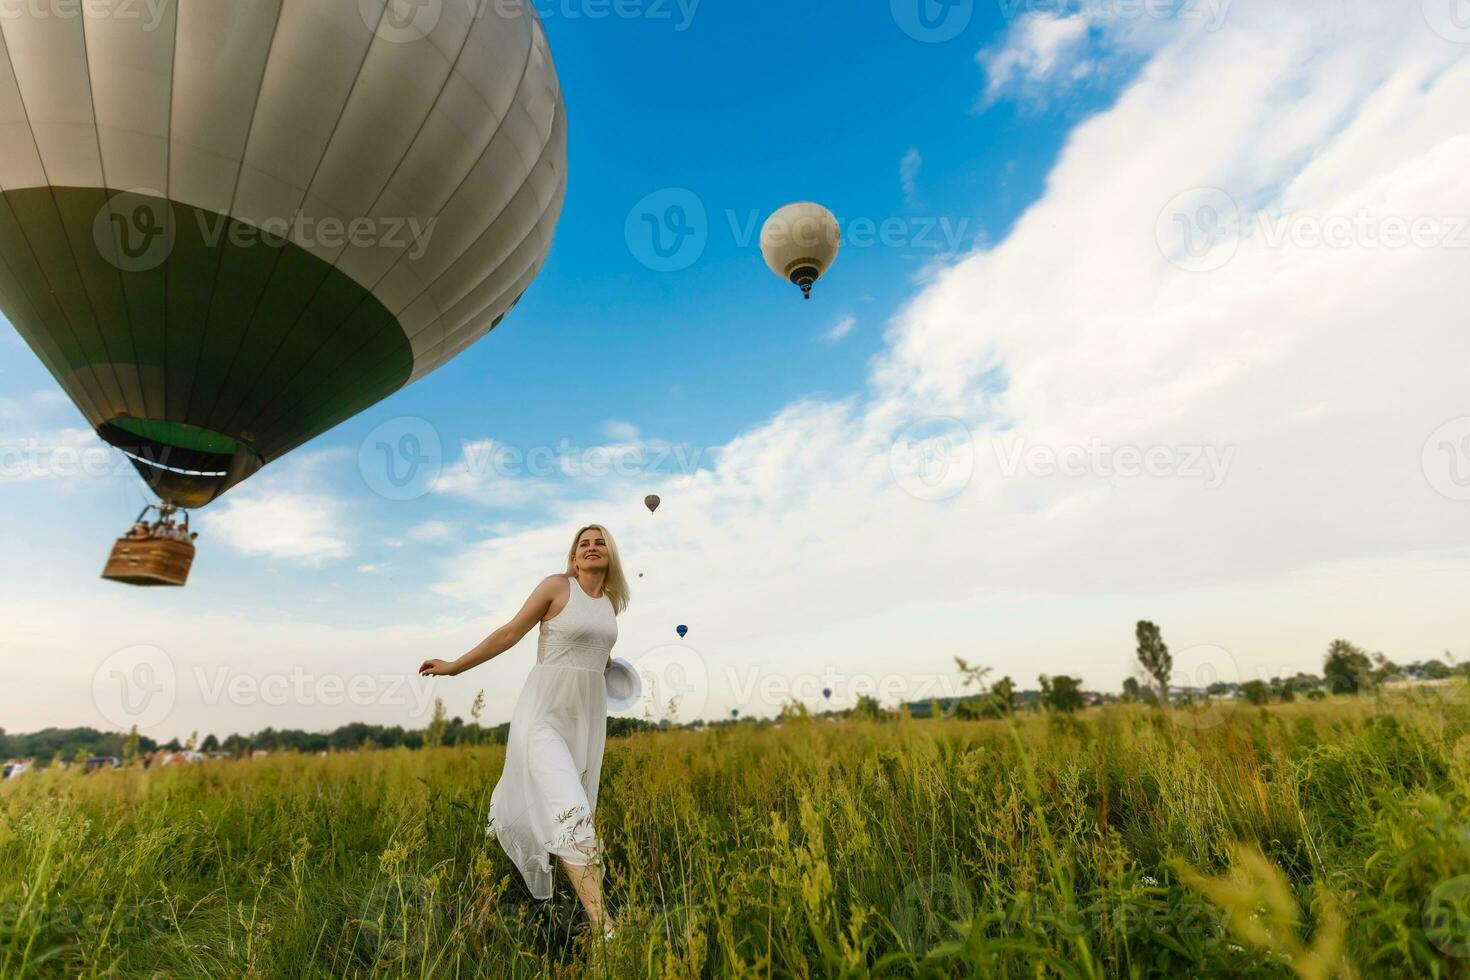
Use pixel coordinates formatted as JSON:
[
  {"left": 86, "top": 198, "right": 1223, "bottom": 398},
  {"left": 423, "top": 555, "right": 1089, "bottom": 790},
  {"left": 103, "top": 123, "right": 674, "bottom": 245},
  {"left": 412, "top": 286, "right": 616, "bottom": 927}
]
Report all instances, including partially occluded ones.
[{"left": 102, "top": 536, "right": 196, "bottom": 587}]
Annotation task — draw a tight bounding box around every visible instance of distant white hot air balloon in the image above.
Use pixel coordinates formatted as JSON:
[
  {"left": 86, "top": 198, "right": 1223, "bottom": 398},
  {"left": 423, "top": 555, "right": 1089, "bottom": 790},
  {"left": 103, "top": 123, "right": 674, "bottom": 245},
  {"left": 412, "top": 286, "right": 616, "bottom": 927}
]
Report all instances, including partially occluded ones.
[{"left": 760, "top": 202, "right": 840, "bottom": 300}]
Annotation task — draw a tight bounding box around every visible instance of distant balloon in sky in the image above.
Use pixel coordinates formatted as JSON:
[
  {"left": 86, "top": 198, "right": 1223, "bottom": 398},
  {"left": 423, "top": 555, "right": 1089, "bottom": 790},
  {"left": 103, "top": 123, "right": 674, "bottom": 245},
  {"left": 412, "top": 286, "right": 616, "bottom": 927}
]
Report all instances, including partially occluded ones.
[
  {"left": 676, "top": 624, "right": 688, "bottom": 639},
  {"left": 822, "top": 688, "right": 832, "bottom": 700},
  {"left": 761, "top": 202, "right": 841, "bottom": 300},
  {"left": 730, "top": 708, "right": 739, "bottom": 718},
  {"left": 644, "top": 494, "right": 661, "bottom": 514}
]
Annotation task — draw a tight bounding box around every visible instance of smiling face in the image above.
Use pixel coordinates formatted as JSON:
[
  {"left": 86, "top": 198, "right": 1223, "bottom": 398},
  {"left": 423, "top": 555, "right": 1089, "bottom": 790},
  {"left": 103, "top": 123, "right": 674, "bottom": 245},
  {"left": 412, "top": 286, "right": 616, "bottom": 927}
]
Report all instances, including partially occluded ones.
[{"left": 575, "top": 526, "right": 609, "bottom": 573}]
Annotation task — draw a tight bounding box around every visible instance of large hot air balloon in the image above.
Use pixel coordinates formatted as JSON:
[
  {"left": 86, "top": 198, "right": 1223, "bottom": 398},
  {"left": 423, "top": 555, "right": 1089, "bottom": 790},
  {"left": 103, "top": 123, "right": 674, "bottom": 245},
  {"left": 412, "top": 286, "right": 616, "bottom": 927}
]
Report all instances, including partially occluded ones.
[
  {"left": 760, "top": 203, "right": 840, "bottom": 300},
  {"left": 0, "top": 0, "right": 567, "bottom": 514}
]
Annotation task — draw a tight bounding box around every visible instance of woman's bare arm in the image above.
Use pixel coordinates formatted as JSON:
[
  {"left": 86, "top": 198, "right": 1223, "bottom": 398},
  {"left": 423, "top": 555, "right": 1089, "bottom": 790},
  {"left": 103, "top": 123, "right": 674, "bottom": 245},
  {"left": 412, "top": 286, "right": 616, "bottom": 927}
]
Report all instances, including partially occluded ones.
[{"left": 419, "top": 576, "right": 564, "bottom": 677}]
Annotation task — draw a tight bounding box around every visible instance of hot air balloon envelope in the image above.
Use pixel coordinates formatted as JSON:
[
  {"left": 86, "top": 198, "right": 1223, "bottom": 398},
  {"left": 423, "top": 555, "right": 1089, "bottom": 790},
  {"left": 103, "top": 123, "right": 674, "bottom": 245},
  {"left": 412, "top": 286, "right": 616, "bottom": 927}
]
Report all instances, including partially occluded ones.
[
  {"left": 676, "top": 624, "right": 688, "bottom": 638},
  {"left": 644, "top": 494, "right": 661, "bottom": 513},
  {"left": 761, "top": 203, "right": 841, "bottom": 300},
  {"left": 0, "top": 0, "right": 567, "bottom": 509}
]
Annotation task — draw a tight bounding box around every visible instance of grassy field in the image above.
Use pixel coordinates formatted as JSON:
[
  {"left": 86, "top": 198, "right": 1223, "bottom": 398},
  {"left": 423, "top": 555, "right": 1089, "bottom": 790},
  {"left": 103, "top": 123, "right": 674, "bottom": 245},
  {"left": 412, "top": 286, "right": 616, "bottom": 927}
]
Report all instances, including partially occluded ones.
[{"left": 2, "top": 690, "right": 1469, "bottom": 978}]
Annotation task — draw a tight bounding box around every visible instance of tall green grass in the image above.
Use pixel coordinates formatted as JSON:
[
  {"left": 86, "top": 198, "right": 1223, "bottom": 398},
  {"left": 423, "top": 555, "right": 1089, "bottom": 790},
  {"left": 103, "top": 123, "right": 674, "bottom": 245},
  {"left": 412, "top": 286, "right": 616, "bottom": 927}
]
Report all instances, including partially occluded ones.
[{"left": 3, "top": 690, "right": 1468, "bottom": 977}]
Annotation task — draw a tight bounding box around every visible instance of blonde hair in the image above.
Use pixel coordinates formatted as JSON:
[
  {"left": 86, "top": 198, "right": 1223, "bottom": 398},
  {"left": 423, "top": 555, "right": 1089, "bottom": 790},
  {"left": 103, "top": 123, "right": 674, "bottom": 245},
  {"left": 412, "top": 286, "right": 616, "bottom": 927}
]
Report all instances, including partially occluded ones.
[{"left": 564, "top": 524, "right": 630, "bottom": 614}]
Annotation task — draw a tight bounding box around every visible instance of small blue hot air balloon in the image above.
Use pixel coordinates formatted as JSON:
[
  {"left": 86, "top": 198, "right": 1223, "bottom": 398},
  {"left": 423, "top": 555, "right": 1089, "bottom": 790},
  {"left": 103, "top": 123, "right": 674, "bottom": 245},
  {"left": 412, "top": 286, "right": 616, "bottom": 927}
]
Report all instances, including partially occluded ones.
[
  {"left": 823, "top": 688, "right": 832, "bottom": 700},
  {"left": 676, "top": 624, "right": 688, "bottom": 639},
  {"left": 731, "top": 708, "right": 739, "bottom": 718}
]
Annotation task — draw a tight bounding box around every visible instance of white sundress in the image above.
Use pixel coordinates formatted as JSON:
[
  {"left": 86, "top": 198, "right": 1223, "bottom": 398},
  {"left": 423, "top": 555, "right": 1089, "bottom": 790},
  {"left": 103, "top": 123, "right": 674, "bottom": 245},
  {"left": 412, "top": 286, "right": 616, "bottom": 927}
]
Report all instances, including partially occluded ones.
[{"left": 488, "top": 575, "right": 618, "bottom": 900}]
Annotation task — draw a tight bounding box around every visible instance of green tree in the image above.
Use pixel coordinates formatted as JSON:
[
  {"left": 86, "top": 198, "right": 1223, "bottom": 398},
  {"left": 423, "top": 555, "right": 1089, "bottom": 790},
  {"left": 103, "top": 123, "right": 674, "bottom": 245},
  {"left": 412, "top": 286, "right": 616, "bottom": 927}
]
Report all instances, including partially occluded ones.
[
  {"left": 1239, "top": 680, "right": 1271, "bottom": 705},
  {"left": 1419, "top": 659, "right": 1453, "bottom": 680},
  {"left": 954, "top": 657, "right": 993, "bottom": 693},
  {"left": 1121, "top": 677, "right": 1142, "bottom": 702},
  {"left": 1135, "top": 621, "right": 1173, "bottom": 705},
  {"left": 469, "top": 690, "right": 486, "bottom": 746},
  {"left": 1039, "top": 675, "right": 1084, "bottom": 713},
  {"left": 778, "top": 699, "right": 812, "bottom": 723},
  {"left": 852, "top": 694, "right": 889, "bottom": 722},
  {"left": 1323, "top": 639, "right": 1375, "bottom": 694},
  {"left": 122, "top": 725, "right": 140, "bottom": 767},
  {"left": 424, "top": 697, "right": 449, "bottom": 748},
  {"left": 987, "top": 676, "right": 1016, "bottom": 717}
]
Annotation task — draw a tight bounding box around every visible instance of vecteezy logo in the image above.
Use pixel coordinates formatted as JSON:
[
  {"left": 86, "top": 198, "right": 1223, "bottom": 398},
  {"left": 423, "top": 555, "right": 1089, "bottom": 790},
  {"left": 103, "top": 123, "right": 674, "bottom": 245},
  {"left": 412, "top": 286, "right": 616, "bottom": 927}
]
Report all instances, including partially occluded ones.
[
  {"left": 1155, "top": 187, "right": 1241, "bottom": 273},
  {"left": 625, "top": 188, "right": 708, "bottom": 272},
  {"left": 358, "top": 417, "right": 442, "bottom": 501},
  {"left": 1424, "top": 875, "right": 1470, "bottom": 958},
  {"left": 632, "top": 643, "right": 710, "bottom": 722},
  {"left": 1423, "top": 417, "right": 1470, "bottom": 502},
  {"left": 891, "top": 0, "right": 974, "bottom": 43},
  {"left": 892, "top": 874, "right": 974, "bottom": 956},
  {"left": 92, "top": 644, "right": 178, "bottom": 730},
  {"left": 1423, "top": 0, "right": 1470, "bottom": 44},
  {"left": 92, "top": 190, "right": 176, "bottom": 273},
  {"left": 889, "top": 417, "right": 976, "bottom": 502},
  {"left": 361, "top": 0, "right": 441, "bottom": 43}
]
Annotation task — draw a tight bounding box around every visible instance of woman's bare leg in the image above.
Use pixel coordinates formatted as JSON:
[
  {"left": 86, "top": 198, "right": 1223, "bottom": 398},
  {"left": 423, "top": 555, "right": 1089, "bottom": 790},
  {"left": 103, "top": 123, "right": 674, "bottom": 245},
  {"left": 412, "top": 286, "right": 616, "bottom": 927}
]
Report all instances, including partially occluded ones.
[{"left": 559, "top": 857, "right": 615, "bottom": 934}]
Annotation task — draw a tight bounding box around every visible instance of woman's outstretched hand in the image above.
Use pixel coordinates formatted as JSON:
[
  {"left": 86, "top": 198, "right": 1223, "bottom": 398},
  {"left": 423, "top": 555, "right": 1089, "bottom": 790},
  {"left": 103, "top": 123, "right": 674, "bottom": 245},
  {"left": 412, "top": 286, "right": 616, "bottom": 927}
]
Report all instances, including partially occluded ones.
[{"left": 419, "top": 659, "right": 457, "bottom": 677}]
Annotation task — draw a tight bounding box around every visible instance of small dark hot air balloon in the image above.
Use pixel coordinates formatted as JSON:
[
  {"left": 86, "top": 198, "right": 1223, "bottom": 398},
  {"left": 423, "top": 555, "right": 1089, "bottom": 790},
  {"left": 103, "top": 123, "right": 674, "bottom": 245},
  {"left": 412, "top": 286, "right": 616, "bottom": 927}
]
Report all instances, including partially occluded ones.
[
  {"left": 676, "top": 624, "right": 688, "bottom": 639},
  {"left": 730, "top": 708, "right": 739, "bottom": 719},
  {"left": 644, "top": 494, "right": 661, "bottom": 514},
  {"left": 822, "top": 688, "right": 832, "bottom": 700}
]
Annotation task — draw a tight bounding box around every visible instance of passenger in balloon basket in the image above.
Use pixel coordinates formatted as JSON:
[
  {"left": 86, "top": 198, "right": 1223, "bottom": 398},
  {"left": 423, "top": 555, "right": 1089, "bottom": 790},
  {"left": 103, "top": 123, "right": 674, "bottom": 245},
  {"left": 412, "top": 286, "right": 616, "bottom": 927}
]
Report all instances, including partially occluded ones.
[{"left": 418, "top": 524, "right": 628, "bottom": 942}]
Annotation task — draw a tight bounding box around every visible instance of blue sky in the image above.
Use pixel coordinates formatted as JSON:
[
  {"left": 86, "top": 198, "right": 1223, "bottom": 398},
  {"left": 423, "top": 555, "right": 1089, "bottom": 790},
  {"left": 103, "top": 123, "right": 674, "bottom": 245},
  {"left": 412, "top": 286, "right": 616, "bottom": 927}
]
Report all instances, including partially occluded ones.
[
  {"left": 4, "top": 1, "right": 1469, "bottom": 740},
  {"left": 3, "top": 2, "right": 1122, "bottom": 624}
]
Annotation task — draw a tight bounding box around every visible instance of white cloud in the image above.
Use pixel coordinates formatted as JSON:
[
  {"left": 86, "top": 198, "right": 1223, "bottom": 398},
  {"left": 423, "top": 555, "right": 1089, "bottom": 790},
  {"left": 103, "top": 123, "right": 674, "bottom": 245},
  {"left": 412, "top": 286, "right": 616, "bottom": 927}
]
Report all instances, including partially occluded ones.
[
  {"left": 201, "top": 490, "right": 352, "bottom": 566},
  {"left": 407, "top": 520, "right": 454, "bottom": 542},
  {"left": 602, "top": 420, "right": 640, "bottom": 442},
  {"left": 824, "top": 315, "right": 858, "bottom": 343},
  {"left": 900, "top": 148, "right": 923, "bottom": 201},
  {"left": 357, "top": 562, "right": 390, "bottom": 573},
  {"left": 427, "top": 2, "right": 1470, "bottom": 713},
  {"left": 979, "top": 13, "right": 1092, "bottom": 106},
  {"left": 430, "top": 438, "right": 561, "bottom": 506}
]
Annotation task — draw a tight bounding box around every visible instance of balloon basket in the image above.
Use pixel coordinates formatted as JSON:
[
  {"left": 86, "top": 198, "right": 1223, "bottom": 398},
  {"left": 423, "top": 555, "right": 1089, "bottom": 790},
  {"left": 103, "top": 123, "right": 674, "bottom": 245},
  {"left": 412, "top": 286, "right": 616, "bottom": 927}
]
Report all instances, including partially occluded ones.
[{"left": 102, "top": 536, "right": 196, "bottom": 587}]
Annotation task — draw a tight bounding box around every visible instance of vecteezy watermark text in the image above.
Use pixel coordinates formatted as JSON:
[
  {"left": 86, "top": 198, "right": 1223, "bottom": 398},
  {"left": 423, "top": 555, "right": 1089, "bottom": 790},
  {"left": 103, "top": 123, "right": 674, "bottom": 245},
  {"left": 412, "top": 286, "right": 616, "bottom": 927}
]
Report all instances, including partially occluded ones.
[
  {"left": 992, "top": 437, "right": 1235, "bottom": 488},
  {"left": 0, "top": 0, "right": 171, "bottom": 31},
  {"left": 624, "top": 188, "right": 976, "bottom": 273},
  {"left": 994, "top": 0, "right": 1231, "bottom": 31},
  {"left": 93, "top": 190, "right": 437, "bottom": 274},
  {"left": 363, "top": 0, "right": 701, "bottom": 45},
  {"left": 1157, "top": 187, "right": 1470, "bottom": 273},
  {"left": 359, "top": 416, "right": 709, "bottom": 501}
]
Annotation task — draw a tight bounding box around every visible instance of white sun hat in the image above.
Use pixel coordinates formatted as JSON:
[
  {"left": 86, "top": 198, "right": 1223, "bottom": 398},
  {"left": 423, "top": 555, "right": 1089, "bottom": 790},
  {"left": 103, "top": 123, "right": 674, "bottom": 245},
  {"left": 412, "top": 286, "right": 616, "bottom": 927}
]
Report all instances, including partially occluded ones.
[{"left": 605, "top": 657, "right": 642, "bottom": 712}]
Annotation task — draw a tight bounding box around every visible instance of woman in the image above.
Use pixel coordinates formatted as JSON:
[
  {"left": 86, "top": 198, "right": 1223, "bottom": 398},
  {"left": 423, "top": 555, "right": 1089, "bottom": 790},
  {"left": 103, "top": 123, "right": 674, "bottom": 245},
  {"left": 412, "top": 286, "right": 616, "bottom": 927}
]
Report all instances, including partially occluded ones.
[{"left": 418, "top": 524, "right": 627, "bottom": 939}]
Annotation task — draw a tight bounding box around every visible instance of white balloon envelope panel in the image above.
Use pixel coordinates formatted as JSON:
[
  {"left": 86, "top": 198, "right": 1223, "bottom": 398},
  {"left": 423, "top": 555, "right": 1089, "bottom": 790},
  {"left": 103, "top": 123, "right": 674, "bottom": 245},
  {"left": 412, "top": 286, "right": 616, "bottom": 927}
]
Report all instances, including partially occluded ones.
[
  {"left": 760, "top": 202, "right": 841, "bottom": 299},
  {"left": 0, "top": 0, "right": 568, "bottom": 508}
]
